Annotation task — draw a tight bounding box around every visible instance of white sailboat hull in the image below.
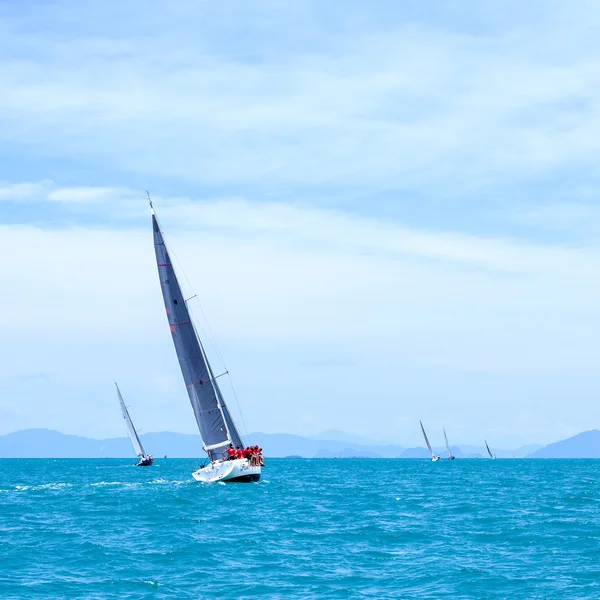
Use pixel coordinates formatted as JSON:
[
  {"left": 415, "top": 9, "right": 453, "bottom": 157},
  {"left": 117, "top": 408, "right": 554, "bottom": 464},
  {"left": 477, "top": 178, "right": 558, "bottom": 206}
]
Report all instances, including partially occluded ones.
[
  {"left": 431, "top": 456, "right": 440, "bottom": 462},
  {"left": 192, "top": 458, "right": 261, "bottom": 483}
]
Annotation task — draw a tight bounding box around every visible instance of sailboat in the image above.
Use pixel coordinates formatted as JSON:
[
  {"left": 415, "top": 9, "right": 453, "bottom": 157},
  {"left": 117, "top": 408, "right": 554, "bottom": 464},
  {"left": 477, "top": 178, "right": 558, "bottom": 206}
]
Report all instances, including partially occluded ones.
[
  {"left": 485, "top": 440, "right": 496, "bottom": 460},
  {"left": 443, "top": 428, "right": 455, "bottom": 460},
  {"left": 420, "top": 421, "right": 440, "bottom": 461},
  {"left": 115, "top": 382, "right": 154, "bottom": 466},
  {"left": 151, "top": 202, "right": 261, "bottom": 483}
]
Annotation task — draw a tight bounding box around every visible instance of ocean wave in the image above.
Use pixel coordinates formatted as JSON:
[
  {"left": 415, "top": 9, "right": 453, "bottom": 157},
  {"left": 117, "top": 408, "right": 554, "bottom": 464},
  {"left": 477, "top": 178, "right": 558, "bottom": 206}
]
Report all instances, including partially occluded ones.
[{"left": 3, "top": 459, "right": 600, "bottom": 598}]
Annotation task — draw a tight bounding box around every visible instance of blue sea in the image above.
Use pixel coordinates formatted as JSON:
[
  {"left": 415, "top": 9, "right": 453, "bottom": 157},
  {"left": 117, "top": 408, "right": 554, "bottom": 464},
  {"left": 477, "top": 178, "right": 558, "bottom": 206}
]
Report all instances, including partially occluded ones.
[{"left": 1, "top": 459, "right": 600, "bottom": 599}]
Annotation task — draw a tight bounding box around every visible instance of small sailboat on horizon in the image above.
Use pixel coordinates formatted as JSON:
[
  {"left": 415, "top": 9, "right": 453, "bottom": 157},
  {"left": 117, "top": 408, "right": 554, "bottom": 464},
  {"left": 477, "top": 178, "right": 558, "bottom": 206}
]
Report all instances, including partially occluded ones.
[
  {"left": 485, "top": 440, "right": 496, "bottom": 460},
  {"left": 115, "top": 382, "right": 154, "bottom": 466},
  {"left": 443, "top": 428, "right": 455, "bottom": 460},
  {"left": 151, "top": 200, "right": 261, "bottom": 483},
  {"left": 420, "top": 421, "right": 440, "bottom": 462}
]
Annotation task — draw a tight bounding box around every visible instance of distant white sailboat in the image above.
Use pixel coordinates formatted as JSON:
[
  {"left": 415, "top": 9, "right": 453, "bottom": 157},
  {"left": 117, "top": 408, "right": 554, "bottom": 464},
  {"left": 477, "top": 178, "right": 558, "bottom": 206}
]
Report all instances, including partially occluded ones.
[
  {"left": 485, "top": 440, "right": 496, "bottom": 460},
  {"left": 420, "top": 421, "right": 440, "bottom": 462},
  {"left": 115, "top": 382, "right": 154, "bottom": 466},
  {"left": 443, "top": 428, "right": 455, "bottom": 460}
]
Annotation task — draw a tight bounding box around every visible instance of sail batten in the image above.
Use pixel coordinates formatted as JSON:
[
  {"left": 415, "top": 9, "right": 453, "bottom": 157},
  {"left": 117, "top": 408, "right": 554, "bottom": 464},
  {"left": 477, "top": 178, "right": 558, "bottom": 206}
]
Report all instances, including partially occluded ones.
[
  {"left": 115, "top": 383, "right": 145, "bottom": 457},
  {"left": 152, "top": 212, "right": 243, "bottom": 461}
]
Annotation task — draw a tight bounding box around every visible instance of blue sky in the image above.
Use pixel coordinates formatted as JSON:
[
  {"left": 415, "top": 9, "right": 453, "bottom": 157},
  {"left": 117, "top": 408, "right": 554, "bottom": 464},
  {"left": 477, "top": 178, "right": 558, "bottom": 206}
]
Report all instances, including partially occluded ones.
[{"left": 2, "top": 0, "right": 600, "bottom": 448}]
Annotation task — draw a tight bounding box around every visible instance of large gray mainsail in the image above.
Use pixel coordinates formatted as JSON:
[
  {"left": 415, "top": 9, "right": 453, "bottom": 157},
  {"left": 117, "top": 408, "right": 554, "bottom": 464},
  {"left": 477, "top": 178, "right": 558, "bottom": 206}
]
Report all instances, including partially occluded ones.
[
  {"left": 152, "top": 209, "right": 243, "bottom": 461},
  {"left": 485, "top": 440, "right": 495, "bottom": 459},
  {"left": 115, "top": 382, "right": 145, "bottom": 457}
]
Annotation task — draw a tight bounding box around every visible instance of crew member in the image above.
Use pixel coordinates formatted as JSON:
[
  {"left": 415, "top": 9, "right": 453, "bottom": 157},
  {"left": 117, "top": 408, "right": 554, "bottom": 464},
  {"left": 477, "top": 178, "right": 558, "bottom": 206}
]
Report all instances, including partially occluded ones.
[{"left": 226, "top": 444, "right": 236, "bottom": 460}]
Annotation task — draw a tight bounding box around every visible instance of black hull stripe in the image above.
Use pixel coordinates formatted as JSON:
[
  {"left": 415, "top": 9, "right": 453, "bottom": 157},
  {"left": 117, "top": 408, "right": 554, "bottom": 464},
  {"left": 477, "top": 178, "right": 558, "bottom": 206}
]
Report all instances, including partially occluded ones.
[{"left": 226, "top": 474, "right": 261, "bottom": 483}]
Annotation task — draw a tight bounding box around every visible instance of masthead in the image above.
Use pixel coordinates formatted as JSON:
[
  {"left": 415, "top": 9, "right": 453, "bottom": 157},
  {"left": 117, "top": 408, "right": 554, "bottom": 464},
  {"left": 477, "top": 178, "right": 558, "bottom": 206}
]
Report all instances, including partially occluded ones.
[{"left": 146, "top": 190, "right": 155, "bottom": 215}]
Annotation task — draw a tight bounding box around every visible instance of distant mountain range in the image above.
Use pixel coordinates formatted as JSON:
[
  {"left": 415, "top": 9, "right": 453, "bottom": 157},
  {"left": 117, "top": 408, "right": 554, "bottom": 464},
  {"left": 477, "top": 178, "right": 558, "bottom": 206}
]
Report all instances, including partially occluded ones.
[
  {"left": 0, "top": 429, "right": 405, "bottom": 459},
  {"left": 527, "top": 430, "right": 600, "bottom": 458},
  {"left": 0, "top": 428, "right": 569, "bottom": 459}
]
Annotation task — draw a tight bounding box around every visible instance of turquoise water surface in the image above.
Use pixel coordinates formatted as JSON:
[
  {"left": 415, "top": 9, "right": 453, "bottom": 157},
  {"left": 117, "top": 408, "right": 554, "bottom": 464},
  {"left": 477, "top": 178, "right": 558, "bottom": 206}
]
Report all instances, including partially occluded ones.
[{"left": 1, "top": 458, "right": 600, "bottom": 599}]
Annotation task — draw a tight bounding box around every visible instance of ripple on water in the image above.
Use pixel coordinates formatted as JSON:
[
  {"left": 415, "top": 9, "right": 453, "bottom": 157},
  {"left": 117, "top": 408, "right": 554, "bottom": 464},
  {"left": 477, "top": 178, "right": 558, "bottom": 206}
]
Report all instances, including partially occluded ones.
[{"left": 1, "top": 459, "right": 600, "bottom": 599}]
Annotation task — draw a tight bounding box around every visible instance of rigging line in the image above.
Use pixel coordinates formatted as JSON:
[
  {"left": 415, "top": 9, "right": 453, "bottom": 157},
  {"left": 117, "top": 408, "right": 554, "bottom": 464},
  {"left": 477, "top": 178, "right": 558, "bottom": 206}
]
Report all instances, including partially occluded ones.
[
  {"left": 153, "top": 218, "right": 225, "bottom": 368},
  {"left": 186, "top": 303, "right": 228, "bottom": 369},
  {"left": 163, "top": 236, "right": 229, "bottom": 372},
  {"left": 184, "top": 289, "right": 249, "bottom": 438},
  {"left": 152, "top": 208, "right": 226, "bottom": 370},
  {"left": 196, "top": 325, "right": 233, "bottom": 446},
  {"left": 184, "top": 302, "right": 250, "bottom": 439},
  {"left": 188, "top": 301, "right": 249, "bottom": 437},
  {"left": 190, "top": 301, "right": 244, "bottom": 451},
  {"left": 225, "top": 374, "right": 249, "bottom": 437},
  {"left": 153, "top": 214, "right": 214, "bottom": 450},
  {"left": 153, "top": 207, "right": 249, "bottom": 436}
]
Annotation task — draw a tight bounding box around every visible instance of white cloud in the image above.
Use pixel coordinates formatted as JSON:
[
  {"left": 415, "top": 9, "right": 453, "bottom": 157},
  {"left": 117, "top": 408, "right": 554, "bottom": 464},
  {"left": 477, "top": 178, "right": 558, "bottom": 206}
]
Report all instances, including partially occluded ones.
[
  {"left": 47, "top": 186, "right": 130, "bottom": 203},
  {"left": 0, "top": 181, "right": 48, "bottom": 200},
  {"left": 498, "top": 202, "right": 600, "bottom": 237},
  {"left": 1, "top": 2, "right": 600, "bottom": 194},
  {"left": 2, "top": 2, "right": 600, "bottom": 445},
  {"left": 2, "top": 184, "right": 600, "bottom": 443},
  {"left": 3, "top": 184, "right": 600, "bottom": 350}
]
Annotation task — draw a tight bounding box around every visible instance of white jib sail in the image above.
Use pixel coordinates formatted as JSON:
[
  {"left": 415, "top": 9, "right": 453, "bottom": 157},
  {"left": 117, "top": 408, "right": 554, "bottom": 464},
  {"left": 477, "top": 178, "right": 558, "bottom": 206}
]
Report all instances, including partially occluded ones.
[
  {"left": 420, "top": 421, "right": 435, "bottom": 458},
  {"left": 115, "top": 382, "right": 145, "bottom": 457},
  {"left": 444, "top": 428, "right": 453, "bottom": 458}
]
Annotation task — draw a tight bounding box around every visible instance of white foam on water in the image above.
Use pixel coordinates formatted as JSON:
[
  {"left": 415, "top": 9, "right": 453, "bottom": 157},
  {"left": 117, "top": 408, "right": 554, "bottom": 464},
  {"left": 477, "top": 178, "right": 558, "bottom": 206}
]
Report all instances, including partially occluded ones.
[
  {"left": 91, "top": 481, "right": 121, "bottom": 487},
  {"left": 90, "top": 481, "right": 140, "bottom": 488},
  {"left": 37, "top": 483, "right": 71, "bottom": 490},
  {"left": 5, "top": 483, "right": 73, "bottom": 493}
]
